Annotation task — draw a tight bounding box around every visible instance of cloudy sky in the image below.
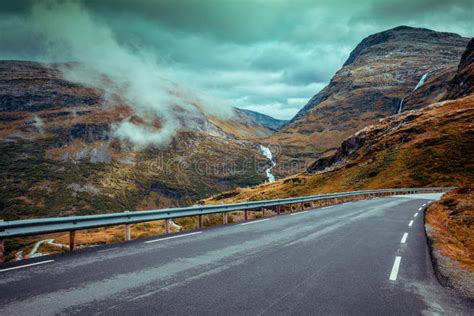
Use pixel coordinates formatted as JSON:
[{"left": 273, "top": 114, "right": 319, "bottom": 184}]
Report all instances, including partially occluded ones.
[{"left": 1, "top": 0, "right": 472, "bottom": 120}]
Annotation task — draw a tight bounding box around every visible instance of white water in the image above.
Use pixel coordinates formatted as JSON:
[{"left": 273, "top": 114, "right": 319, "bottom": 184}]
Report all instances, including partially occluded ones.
[
  {"left": 169, "top": 219, "right": 182, "bottom": 232},
  {"left": 29, "top": 239, "right": 54, "bottom": 258},
  {"left": 22, "top": 238, "right": 69, "bottom": 260},
  {"left": 397, "top": 98, "right": 405, "bottom": 114},
  {"left": 398, "top": 72, "right": 429, "bottom": 114},
  {"left": 259, "top": 145, "right": 276, "bottom": 183},
  {"left": 413, "top": 73, "right": 428, "bottom": 91}
]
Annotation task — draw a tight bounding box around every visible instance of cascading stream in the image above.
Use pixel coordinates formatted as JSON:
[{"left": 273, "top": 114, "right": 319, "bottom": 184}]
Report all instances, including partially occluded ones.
[
  {"left": 398, "top": 72, "right": 430, "bottom": 114},
  {"left": 259, "top": 145, "right": 276, "bottom": 183}
]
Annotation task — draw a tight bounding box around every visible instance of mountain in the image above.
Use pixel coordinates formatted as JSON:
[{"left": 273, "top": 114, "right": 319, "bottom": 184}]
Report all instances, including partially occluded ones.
[
  {"left": 268, "top": 26, "right": 470, "bottom": 177},
  {"left": 446, "top": 38, "right": 474, "bottom": 99},
  {"left": 206, "top": 39, "right": 474, "bottom": 203},
  {"left": 207, "top": 95, "right": 474, "bottom": 204},
  {"left": 235, "top": 108, "right": 287, "bottom": 131},
  {"left": 0, "top": 60, "right": 277, "bottom": 220}
]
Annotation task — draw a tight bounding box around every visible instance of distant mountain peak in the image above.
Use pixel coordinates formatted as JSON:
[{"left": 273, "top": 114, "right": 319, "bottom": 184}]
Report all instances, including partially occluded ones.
[{"left": 343, "top": 26, "right": 463, "bottom": 67}]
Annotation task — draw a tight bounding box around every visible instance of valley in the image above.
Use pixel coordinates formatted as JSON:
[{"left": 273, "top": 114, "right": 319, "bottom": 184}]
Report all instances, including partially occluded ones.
[
  {"left": 1, "top": 28, "right": 472, "bottom": 279},
  {"left": 0, "top": 61, "right": 278, "bottom": 221},
  {"left": 1, "top": 1, "right": 473, "bottom": 313}
]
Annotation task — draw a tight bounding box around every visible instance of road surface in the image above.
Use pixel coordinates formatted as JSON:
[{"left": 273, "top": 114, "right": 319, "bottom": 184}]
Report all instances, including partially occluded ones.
[{"left": 1, "top": 194, "right": 472, "bottom": 315}]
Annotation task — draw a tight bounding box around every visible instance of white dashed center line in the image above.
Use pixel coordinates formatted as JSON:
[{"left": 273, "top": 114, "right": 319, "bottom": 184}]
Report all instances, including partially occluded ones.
[
  {"left": 401, "top": 233, "right": 408, "bottom": 243},
  {"left": 414, "top": 213, "right": 418, "bottom": 217},
  {"left": 239, "top": 218, "right": 270, "bottom": 226},
  {"left": 408, "top": 220, "right": 414, "bottom": 227},
  {"left": 418, "top": 207, "right": 422, "bottom": 211},
  {"left": 389, "top": 256, "right": 402, "bottom": 281},
  {"left": 290, "top": 211, "right": 308, "bottom": 216},
  {"left": 0, "top": 260, "right": 55, "bottom": 272},
  {"left": 144, "top": 231, "right": 202, "bottom": 244}
]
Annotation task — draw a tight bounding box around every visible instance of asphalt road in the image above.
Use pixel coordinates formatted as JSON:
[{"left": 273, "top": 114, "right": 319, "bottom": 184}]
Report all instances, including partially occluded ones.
[{"left": 1, "top": 194, "right": 472, "bottom": 315}]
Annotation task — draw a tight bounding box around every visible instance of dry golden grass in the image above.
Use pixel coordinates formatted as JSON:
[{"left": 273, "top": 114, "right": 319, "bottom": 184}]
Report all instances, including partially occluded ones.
[
  {"left": 9, "top": 211, "right": 274, "bottom": 261},
  {"left": 426, "top": 187, "right": 474, "bottom": 272}
]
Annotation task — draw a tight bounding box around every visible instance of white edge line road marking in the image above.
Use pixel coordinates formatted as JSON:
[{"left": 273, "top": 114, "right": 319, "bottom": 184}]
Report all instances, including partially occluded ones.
[
  {"left": 409, "top": 220, "right": 414, "bottom": 227},
  {"left": 144, "top": 231, "right": 202, "bottom": 244},
  {"left": 414, "top": 213, "right": 418, "bottom": 217},
  {"left": 0, "top": 259, "right": 55, "bottom": 272},
  {"left": 290, "top": 211, "right": 309, "bottom": 216},
  {"left": 389, "top": 256, "right": 402, "bottom": 281},
  {"left": 239, "top": 218, "right": 270, "bottom": 226},
  {"left": 401, "top": 233, "right": 408, "bottom": 243}
]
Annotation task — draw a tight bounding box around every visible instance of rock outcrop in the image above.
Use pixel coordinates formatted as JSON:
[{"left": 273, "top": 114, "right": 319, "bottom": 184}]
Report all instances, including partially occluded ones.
[
  {"left": 0, "top": 61, "right": 101, "bottom": 112},
  {"left": 446, "top": 38, "right": 474, "bottom": 99}
]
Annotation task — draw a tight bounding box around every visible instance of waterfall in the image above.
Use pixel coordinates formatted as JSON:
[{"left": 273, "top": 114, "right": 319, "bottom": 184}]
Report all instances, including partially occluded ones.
[
  {"left": 259, "top": 145, "right": 276, "bottom": 183},
  {"left": 413, "top": 73, "right": 428, "bottom": 91},
  {"left": 397, "top": 98, "right": 405, "bottom": 114},
  {"left": 398, "top": 72, "right": 429, "bottom": 114}
]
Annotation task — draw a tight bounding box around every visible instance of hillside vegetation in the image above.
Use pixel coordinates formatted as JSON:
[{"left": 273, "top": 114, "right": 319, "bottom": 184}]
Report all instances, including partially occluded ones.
[
  {"left": 426, "top": 187, "right": 474, "bottom": 297},
  {"left": 0, "top": 61, "right": 274, "bottom": 221},
  {"left": 206, "top": 95, "right": 474, "bottom": 204}
]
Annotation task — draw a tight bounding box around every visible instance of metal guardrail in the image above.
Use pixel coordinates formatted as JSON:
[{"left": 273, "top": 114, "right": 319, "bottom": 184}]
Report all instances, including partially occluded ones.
[{"left": 0, "top": 187, "right": 453, "bottom": 262}]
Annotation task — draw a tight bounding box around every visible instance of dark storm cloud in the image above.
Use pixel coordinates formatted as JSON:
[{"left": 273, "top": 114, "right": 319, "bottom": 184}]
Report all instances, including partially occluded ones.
[
  {"left": 0, "top": 0, "right": 472, "bottom": 119},
  {"left": 367, "top": 0, "right": 472, "bottom": 18}
]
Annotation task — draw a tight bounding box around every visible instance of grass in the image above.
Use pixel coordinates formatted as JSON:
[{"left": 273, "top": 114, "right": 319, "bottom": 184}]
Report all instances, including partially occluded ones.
[
  {"left": 425, "top": 187, "right": 474, "bottom": 297},
  {"left": 426, "top": 187, "right": 474, "bottom": 271}
]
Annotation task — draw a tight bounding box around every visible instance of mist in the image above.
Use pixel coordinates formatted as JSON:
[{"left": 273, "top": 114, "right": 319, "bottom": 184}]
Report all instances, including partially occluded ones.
[{"left": 30, "top": 0, "right": 233, "bottom": 147}]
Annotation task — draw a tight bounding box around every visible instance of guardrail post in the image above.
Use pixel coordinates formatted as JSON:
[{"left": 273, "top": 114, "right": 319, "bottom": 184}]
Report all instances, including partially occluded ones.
[
  {"left": 276, "top": 205, "right": 281, "bottom": 215},
  {"left": 164, "top": 219, "right": 169, "bottom": 234},
  {"left": 244, "top": 210, "right": 248, "bottom": 221},
  {"left": 124, "top": 211, "right": 131, "bottom": 241},
  {"left": 124, "top": 224, "right": 131, "bottom": 241},
  {"left": 0, "top": 238, "right": 4, "bottom": 263},
  {"left": 198, "top": 215, "right": 203, "bottom": 229},
  {"left": 69, "top": 230, "right": 76, "bottom": 251},
  {"left": 223, "top": 212, "right": 228, "bottom": 224}
]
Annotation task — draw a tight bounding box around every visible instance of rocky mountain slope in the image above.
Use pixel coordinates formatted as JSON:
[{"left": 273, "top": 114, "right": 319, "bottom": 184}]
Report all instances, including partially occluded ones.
[
  {"left": 207, "top": 39, "right": 474, "bottom": 203},
  {"left": 269, "top": 26, "right": 470, "bottom": 177},
  {"left": 0, "top": 60, "right": 277, "bottom": 220},
  {"left": 236, "top": 108, "right": 287, "bottom": 131}
]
